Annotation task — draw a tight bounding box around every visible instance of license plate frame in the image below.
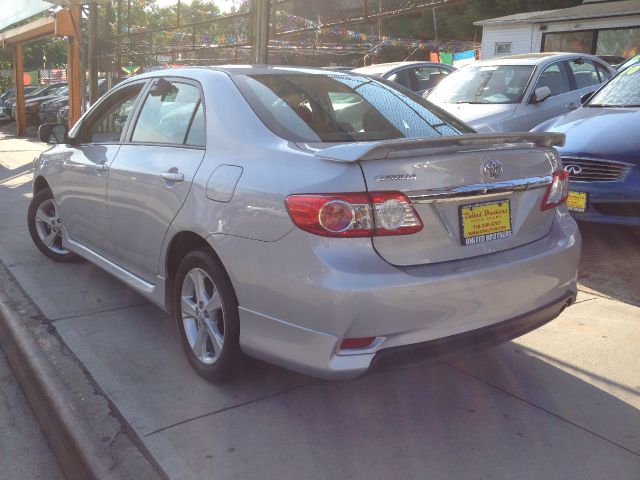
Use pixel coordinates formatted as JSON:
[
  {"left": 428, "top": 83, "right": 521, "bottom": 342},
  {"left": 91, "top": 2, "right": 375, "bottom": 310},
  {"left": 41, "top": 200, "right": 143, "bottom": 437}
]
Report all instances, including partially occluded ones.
[
  {"left": 566, "top": 191, "right": 588, "bottom": 213},
  {"left": 459, "top": 199, "right": 513, "bottom": 246}
]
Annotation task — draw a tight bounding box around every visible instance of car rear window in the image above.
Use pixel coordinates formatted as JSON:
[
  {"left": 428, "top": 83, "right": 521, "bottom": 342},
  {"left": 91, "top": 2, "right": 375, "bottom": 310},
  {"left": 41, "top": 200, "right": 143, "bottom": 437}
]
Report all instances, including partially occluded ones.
[{"left": 232, "top": 73, "right": 472, "bottom": 143}]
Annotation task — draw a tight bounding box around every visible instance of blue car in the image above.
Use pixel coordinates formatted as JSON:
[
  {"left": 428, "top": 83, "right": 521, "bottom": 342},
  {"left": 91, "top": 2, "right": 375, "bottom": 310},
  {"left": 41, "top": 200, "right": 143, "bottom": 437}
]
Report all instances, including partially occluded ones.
[{"left": 533, "top": 65, "right": 640, "bottom": 226}]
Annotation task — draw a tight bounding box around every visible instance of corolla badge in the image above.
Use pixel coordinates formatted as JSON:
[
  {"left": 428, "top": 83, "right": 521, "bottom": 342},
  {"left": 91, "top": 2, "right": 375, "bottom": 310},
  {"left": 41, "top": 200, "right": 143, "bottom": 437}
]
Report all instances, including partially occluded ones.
[
  {"left": 374, "top": 174, "right": 417, "bottom": 182},
  {"left": 564, "top": 164, "right": 583, "bottom": 175},
  {"left": 482, "top": 160, "right": 503, "bottom": 180}
]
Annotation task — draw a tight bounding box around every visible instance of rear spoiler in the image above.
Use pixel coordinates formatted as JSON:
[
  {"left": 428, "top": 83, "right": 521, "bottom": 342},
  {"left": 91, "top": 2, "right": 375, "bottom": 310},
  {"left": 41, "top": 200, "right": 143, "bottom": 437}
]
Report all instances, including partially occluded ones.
[{"left": 310, "top": 133, "right": 566, "bottom": 163}]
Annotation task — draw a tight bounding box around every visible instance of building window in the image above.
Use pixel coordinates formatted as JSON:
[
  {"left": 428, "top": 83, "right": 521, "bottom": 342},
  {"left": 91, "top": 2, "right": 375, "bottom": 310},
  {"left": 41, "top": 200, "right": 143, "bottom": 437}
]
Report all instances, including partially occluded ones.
[
  {"left": 543, "top": 31, "right": 594, "bottom": 54},
  {"left": 596, "top": 28, "right": 640, "bottom": 58},
  {"left": 495, "top": 42, "right": 512, "bottom": 55}
]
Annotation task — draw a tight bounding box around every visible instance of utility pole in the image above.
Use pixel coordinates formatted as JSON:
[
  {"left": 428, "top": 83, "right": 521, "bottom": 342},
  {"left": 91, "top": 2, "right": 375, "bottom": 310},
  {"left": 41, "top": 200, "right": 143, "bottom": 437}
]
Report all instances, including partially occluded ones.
[
  {"left": 88, "top": 3, "right": 99, "bottom": 105},
  {"left": 432, "top": 8, "right": 438, "bottom": 41},
  {"left": 253, "top": 0, "right": 269, "bottom": 64},
  {"left": 116, "top": 0, "right": 122, "bottom": 83},
  {"left": 105, "top": 0, "right": 113, "bottom": 90}
]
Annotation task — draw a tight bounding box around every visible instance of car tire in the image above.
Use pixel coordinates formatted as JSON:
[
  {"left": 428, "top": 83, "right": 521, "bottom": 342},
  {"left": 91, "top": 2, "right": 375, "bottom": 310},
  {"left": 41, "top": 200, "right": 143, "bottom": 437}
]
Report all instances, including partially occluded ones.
[
  {"left": 173, "top": 249, "right": 241, "bottom": 382},
  {"left": 27, "top": 188, "right": 82, "bottom": 263}
]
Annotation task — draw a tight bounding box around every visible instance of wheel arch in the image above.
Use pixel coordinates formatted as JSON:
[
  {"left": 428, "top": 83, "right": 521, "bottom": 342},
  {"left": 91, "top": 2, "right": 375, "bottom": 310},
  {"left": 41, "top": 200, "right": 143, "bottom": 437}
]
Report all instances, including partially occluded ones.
[
  {"left": 33, "top": 175, "right": 51, "bottom": 195},
  {"left": 163, "top": 230, "right": 232, "bottom": 314}
]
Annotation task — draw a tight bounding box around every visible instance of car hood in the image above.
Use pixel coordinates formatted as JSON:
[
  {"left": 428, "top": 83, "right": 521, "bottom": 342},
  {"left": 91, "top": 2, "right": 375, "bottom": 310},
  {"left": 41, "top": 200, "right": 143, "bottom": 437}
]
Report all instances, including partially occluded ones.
[
  {"left": 533, "top": 106, "right": 640, "bottom": 164},
  {"left": 427, "top": 101, "right": 517, "bottom": 129}
]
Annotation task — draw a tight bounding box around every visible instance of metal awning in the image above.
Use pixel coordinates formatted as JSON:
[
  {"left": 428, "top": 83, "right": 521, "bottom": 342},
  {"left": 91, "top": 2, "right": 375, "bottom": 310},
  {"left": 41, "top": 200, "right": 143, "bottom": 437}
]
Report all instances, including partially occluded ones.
[{"left": 0, "top": 9, "right": 78, "bottom": 47}]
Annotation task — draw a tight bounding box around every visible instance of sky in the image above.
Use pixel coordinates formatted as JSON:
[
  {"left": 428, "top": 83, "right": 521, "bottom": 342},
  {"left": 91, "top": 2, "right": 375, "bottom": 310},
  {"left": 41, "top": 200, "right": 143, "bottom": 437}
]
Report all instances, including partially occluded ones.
[{"left": 154, "top": 0, "right": 244, "bottom": 13}]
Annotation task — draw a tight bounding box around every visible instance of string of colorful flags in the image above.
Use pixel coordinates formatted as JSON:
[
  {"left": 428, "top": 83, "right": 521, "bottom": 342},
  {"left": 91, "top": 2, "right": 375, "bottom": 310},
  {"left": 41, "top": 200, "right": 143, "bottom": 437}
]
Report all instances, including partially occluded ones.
[{"left": 121, "top": 10, "right": 479, "bottom": 64}]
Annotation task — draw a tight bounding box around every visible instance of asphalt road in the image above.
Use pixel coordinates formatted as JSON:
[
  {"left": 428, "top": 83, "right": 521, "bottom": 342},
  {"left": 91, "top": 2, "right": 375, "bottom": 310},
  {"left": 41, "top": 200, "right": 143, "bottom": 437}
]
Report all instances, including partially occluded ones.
[
  {"left": 0, "top": 126, "right": 638, "bottom": 480},
  {"left": 0, "top": 351, "right": 65, "bottom": 480}
]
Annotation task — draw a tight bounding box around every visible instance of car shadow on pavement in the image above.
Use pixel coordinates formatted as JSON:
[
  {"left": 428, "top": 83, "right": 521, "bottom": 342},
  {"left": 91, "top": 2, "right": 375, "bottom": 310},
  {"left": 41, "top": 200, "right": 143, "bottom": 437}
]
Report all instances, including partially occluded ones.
[
  {"left": 577, "top": 222, "right": 640, "bottom": 307},
  {"left": 134, "top": 335, "right": 640, "bottom": 480}
]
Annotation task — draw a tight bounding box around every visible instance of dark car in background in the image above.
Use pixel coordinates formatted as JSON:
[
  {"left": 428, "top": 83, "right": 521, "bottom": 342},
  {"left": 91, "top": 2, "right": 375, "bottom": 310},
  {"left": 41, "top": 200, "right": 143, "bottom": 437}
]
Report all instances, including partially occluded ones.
[
  {"left": 1, "top": 86, "right": 39, "bottom": 118},
  {"left": 4, "top": 82, "right": 67, "bottom": 119},
  {"left": 533, "top": 63, "right": 640, "bottom": 226},
  {"left": 15, "top": 85, "right": 68, "bottom": 125},
  {"left": 39, "top": 79, "right": 107, "bottom": 125},
  {"left": 352, "top": 61, "right": 455, "bottom": 95}
]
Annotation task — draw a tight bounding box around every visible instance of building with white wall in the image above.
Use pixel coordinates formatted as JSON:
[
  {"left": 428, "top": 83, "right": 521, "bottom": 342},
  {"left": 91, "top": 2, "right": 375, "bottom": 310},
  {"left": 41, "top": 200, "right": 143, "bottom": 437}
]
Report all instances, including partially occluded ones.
[{"left": 475, "top": 0, "right": 640, "bottom": 60}]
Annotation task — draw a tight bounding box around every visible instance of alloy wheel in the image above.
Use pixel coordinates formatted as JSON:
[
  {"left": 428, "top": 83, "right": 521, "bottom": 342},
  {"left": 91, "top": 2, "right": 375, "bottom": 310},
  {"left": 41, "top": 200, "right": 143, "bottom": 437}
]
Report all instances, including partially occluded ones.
[
  {"left": 180, "top": 267, "right": 226, "bottom": 365},
  {"left": 33, "top": 198, "right": 70, "bottom": 255}
]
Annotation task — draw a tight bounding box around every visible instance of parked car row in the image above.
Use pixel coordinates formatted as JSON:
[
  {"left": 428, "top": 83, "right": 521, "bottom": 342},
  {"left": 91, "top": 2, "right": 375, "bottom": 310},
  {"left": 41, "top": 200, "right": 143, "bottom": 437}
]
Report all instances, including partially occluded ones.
[
  {"left": 2, "top": 82, "right": 67, "bottom": 120},
  {"left": 1, "top": 79, "right": 108, "bottom": 127}
]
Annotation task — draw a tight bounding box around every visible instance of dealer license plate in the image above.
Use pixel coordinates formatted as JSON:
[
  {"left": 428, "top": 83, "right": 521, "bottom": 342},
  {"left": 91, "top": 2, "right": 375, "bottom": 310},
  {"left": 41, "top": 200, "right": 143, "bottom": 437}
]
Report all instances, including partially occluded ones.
[
  {"left": 460, "top": 199, "right": 512, "bottom": 246},
  {"left": 566, "top": 191, "right": 588, "bottom": 213}
]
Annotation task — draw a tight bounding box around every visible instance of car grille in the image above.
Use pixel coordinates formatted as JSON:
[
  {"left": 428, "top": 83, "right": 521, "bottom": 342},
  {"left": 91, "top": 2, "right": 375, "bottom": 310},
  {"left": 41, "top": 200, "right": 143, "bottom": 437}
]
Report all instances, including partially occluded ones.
[
  {"left": 592, "top": 203, "right": 640, "bottom": 217},
  {"left": 562, "top": 157, "right": 632, "bottom": 182}
]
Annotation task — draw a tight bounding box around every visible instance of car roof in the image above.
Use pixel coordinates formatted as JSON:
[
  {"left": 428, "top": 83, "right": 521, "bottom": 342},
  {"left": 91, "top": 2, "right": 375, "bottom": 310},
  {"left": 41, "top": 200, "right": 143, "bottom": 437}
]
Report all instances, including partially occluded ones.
[
  {"left": 352, "top": 61, "right": 449, "bottom": 74},
  {"left": 130, "top": 65, "right": 368, "bottom": 81},
  {"left": 471, "top": 52, "right": 607, "bottom": 67}
]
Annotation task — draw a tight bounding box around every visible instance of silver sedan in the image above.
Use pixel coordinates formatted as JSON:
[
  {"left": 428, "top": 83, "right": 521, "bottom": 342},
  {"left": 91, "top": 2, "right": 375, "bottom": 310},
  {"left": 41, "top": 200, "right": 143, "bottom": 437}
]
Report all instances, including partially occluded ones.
[
  {"left": 426, "top": 53, "right": 614, "bottom": 132},
  {"left": 30, "top": 66, "right": 581, "bottom": 381}
]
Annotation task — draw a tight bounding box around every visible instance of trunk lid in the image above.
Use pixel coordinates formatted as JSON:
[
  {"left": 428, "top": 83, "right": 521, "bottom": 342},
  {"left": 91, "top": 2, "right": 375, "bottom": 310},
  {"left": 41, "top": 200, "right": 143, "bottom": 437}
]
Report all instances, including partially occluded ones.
[{"left": 309, "top": 133, "right": 564, "bottom": 266}]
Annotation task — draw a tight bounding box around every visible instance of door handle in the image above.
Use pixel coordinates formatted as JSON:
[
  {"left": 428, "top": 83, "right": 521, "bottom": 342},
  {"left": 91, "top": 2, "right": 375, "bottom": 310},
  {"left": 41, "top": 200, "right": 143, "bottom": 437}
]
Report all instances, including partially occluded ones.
[
  {"left": 95, "top": 163, "right": 109, "bottom": 172},
  {"left": 160, "top": 171, "right": 184, "bottom": 183},
  {"left": 565, "top": 103, "right": 578, "bottom": 110}
]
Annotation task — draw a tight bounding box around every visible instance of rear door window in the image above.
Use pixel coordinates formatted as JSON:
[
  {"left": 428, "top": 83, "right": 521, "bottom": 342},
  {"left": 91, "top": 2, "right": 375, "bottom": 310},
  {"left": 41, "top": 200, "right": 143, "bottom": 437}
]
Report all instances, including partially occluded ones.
[
  {"left": 594, "top": 62, "right": 612, "bottom": 83},
  {"left": 414, "top": 66, "right": 449, "bottom": 92},
  {"left": 131, "top": 81, "right": 202, "bottom": 145},
  {"left": 568, "top": 59, "right": 601, "bottom": 89},
  {"left": 535, "top": 62, "right": 571, "bottom": 97},
  {"left": 385, "top": 69, "right": 413, "bottom": 90},
  {"left": 185, "top": 102, "right": 205, "bottom": 147}
]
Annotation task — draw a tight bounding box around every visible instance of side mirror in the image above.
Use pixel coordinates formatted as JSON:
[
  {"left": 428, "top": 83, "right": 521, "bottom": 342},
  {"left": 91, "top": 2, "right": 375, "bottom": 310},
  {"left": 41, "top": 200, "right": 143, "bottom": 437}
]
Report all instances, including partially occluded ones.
[
  {"left": 532, "top": 86, "right": 552, "bottom": 103},
  {"left": 38, "top": 123, "right": 69, "bottom": 144},
  {"left": 581, "top": 92, "right": 594, "bottom": 104}
]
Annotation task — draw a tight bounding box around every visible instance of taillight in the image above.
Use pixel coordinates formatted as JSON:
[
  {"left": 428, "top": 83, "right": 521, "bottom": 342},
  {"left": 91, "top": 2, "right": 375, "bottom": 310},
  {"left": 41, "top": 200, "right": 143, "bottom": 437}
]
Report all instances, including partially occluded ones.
[
  {"left": 541, "top": 171, "right": 570, "bottom": 211},
  {"left": 285, "top": 191, "right": 423, "bottom": 237}
]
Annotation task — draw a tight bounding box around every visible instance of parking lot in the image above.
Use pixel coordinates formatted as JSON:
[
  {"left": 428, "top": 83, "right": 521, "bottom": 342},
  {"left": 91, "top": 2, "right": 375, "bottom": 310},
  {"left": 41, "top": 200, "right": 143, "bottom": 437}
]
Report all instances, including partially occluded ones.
[{"left": 0, "top": 124, "right": 638, "bottom": 479}]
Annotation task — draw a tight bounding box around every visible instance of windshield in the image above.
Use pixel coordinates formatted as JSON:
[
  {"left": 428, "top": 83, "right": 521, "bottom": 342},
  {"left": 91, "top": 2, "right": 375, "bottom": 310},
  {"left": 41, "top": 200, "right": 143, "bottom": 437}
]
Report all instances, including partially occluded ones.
[
  {"left": 617, "top": 55, "right": 640, "bottom": 73},
  {"left": 233, "top": 73, "right": 472, "bottom": 143},
  {"left": 588, "top": 65, "right": 640, "bottom": 107},
  {"left": 429, "top": 64, "right": 535, "bottom": 104}
]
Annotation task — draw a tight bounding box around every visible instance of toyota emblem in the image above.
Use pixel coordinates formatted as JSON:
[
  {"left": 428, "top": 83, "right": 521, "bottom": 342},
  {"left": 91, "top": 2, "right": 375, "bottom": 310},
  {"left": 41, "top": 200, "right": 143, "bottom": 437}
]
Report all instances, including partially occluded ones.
[
  {"left": 564, "top": 164, "right": 583, "bottom": 175},
  {"left": 482, "top": 160, "right": 503, "bottom": 180}
]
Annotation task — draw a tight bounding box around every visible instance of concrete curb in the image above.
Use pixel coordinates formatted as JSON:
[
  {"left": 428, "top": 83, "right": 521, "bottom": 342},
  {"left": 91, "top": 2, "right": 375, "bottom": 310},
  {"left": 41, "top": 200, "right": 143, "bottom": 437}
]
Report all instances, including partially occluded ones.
[{"left": 0, "top": 300, "right": 123, "bottom": 480}]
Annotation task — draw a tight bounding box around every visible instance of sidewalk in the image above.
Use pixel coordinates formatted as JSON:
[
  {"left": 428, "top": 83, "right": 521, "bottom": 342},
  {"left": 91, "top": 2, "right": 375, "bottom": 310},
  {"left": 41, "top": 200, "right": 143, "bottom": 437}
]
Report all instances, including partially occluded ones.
[
  {"left": 1, "top": 127, "right": 639, "bottom": 479},
  {"left": 0, "top": 351, "right": 65, "bottom": 480}
]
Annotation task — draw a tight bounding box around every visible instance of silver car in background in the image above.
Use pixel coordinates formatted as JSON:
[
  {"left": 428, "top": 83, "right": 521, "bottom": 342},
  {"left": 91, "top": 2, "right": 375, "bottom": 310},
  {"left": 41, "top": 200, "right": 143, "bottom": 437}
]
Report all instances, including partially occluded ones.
[
  {"left": 352, "top": 61, "right": 455, "bottom": 95},
  {"left": 30, "top": 66, "right": 580, "bottom": 382},
  {"left": 426, "top": 53, "right": 614, "bottom": 132}
]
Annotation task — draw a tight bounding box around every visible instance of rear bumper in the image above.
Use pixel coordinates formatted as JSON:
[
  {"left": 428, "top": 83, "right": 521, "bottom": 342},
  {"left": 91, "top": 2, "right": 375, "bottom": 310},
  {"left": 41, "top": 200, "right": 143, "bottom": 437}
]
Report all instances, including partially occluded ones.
[
  {"left": 211, "top": 210, "right": 581, "bottom": 379},
  {"left": 369, "top": 291, "right": 575, "bottom": 372}
]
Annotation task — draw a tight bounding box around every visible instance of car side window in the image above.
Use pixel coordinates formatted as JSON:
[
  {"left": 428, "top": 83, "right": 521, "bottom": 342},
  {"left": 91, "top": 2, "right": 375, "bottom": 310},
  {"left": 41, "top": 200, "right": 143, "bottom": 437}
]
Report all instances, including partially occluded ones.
[
  {"left": 82, "top": 85, "right": 143, "bottom": 144},
  {"left": 185, "top": 101, "right": 205, "bottom": 147},
  {"left": 594, "top": 62, "right": 612, "bottom": 83},
  {"left": 386, "top": 69, "right": 413, "bottom": 90},
  {"left": 131, "top": 81, "right": 201, "bottom": 145},
  {"left": 568, "top": 59, "right": 601, "bottom": 89},
  {"left": 414, "top": 66, "right": 449, "bottom": 92},
  {"left": 536, "top": 62, "right": 571, "bottom": 97}
]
